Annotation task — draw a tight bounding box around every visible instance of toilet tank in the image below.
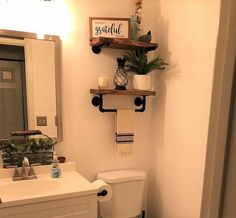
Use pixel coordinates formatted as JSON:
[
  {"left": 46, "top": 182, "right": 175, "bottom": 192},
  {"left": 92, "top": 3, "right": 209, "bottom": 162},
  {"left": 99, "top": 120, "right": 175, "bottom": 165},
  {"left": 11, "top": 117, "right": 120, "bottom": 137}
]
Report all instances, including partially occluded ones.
[{"left": 97, "top": 169, "right": 146, "bottom": 218}]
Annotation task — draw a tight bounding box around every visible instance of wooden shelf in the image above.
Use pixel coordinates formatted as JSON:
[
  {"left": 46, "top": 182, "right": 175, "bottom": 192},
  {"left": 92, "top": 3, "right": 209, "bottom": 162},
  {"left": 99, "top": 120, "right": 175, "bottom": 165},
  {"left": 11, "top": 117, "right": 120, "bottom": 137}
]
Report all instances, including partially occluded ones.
[
  {"left": 90, "top": 89, "right": 156, "bottom": 113},
  {"left": 90, "top": 89, "right": 156, "bottom": 96},
  {"left": 90, "top": 37, "right": 158, "bottom": 54}
]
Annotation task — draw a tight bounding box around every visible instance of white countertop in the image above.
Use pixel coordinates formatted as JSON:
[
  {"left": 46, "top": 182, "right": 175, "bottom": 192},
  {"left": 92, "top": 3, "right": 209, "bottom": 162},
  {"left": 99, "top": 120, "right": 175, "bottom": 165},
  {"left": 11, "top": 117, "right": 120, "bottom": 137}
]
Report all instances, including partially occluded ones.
[{"left": 0, "top": 162, "right": 98, "bottom": 208}]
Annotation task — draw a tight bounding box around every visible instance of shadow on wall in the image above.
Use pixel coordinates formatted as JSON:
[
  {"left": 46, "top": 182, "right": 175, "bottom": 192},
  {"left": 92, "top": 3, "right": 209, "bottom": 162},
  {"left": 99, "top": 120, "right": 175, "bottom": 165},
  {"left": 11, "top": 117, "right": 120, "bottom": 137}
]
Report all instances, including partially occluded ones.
[
  {"left": 147, "top": 15, "right": 169, "bottom": 217},
  {"left": 146, "top": 0, "right": 182, "bottom": 217}
]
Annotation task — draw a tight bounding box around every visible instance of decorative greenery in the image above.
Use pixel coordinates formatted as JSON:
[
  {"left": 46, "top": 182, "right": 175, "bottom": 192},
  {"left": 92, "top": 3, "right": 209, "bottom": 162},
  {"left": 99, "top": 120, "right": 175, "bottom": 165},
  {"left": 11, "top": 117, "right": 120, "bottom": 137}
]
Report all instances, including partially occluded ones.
[
  {"left": 0, "top": 138, "right": 57, "bottom": 167},
  {"left": 124, "top": 49, "right": 168, "bottom": 75},
  {"left": 1, "top": 138, "right": 56, "bottom": 155}
]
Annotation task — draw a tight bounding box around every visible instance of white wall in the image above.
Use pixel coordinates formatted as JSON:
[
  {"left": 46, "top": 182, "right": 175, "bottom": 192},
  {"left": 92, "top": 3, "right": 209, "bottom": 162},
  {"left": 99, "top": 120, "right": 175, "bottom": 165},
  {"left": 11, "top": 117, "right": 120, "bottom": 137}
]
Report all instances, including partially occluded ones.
[
  {"left": 56, "top": 0, "right": 153, "bottom": 185},
  {"left": 148, "top": 0, "right": 221, "bottom": 217},
  {"left": 0, "top": 1, "right": 153, "bottom": 212},
  {"left": 0, "top": 0, "right": 223, "bottom": 217}
]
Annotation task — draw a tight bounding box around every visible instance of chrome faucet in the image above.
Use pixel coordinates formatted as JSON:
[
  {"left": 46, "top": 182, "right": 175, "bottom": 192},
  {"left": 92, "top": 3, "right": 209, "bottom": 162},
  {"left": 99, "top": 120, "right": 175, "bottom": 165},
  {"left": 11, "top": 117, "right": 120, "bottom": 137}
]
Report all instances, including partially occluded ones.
[
  {"left": 12, "top": 157, "right": 38, "bottom": 181},
  {"left": 21, "top": 157, "right": 30, "bottom": 178}
]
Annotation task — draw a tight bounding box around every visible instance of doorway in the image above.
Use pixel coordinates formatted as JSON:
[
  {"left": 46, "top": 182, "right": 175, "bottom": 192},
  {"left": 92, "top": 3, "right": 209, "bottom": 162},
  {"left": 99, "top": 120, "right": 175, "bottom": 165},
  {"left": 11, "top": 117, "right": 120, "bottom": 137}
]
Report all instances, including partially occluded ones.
[
  {"left": 200, "top": 0, "right": 236, "bottom": 217},
  {"left": 219, "top": 60, "right": 236, "bottom": 218},
  {"left": 0, "top": 45, "right": 28, "bottom": 138}
]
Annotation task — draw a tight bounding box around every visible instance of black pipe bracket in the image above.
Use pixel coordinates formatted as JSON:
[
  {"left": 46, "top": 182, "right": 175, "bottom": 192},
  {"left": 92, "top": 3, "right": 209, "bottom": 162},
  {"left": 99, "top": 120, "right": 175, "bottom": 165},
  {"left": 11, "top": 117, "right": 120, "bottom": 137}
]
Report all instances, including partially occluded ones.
[{"left": 91, "top": 94, "right": 147, "bottom": 113}]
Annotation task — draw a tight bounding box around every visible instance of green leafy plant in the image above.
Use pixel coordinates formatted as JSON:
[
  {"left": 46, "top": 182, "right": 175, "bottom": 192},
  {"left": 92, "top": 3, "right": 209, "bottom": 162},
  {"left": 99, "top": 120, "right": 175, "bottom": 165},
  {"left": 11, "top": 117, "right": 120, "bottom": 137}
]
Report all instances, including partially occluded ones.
[
  {"left": 1, "top": 138, "right": 56, "bottom": 154},
  {"left": 1, "top": 140, "right": 18, "bottom": 154},
  {"left": 124, "top": 49, "right": 168, "bottom": 75},
  {"left": 1, "top": 138, "right": 57, "bottom": 167}
]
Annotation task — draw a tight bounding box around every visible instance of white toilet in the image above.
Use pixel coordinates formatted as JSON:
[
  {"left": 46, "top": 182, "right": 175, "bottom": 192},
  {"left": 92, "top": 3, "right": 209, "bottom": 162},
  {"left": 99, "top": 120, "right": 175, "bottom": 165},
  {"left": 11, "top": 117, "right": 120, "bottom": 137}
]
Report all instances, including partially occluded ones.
[{"left": 97, "top": 169, "right": 146, "bottom": 218}]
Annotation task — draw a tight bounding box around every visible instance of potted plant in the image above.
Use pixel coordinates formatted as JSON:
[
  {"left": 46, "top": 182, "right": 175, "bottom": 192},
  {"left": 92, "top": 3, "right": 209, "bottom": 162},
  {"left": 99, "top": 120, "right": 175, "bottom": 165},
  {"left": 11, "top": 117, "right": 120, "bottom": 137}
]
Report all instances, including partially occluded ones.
[
  {"left": 124, "top": 49, "right": 168, "bottom": 90},
  {"left": 1, "top": 138, "right": 57, "bottom": 167}
]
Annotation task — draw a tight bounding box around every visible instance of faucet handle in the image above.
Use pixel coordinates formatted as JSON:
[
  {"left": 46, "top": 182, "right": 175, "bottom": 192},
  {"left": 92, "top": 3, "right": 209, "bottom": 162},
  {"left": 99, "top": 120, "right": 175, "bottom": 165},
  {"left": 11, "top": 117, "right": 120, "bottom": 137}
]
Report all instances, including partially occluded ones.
[
  {"left": 31, "top": 163, "right": 41, "bottom": 167},
  {"left": 13, "top": 167, "right": 20, "bottom": 178}
]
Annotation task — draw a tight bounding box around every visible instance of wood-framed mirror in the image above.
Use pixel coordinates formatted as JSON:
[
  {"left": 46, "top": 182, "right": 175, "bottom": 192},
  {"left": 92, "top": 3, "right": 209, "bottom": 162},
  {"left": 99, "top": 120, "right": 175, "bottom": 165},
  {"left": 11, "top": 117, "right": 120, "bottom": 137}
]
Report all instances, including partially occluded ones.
[{"left": 0, "top": 29, "right": 62, "bottom": 142}]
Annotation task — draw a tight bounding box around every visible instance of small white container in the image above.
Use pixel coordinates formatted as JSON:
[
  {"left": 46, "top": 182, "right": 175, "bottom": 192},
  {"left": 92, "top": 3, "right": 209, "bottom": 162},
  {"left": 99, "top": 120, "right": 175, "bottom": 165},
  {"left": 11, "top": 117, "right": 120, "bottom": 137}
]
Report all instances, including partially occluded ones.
[
  {"left": 98, "top": 76, "right": 109, "bottom": 89},
  {"left": 133, "top": 75, "right": 151, "bottom": 91}
]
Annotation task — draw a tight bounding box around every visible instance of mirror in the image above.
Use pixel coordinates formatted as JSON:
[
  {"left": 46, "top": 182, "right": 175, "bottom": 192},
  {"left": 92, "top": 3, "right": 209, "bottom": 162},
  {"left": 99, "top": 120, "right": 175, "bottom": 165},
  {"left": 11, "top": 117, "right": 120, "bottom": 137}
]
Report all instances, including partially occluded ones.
[{"left": 0, "top": 29, "right": 62, "bottom": 142}]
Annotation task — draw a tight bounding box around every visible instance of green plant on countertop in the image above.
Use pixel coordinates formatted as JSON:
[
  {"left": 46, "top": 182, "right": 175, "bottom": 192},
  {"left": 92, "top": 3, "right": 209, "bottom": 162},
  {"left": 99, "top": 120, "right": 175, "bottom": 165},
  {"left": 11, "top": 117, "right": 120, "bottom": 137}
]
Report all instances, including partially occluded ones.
[
  {"left": 1, "top": 138, "right": 57, "bottom": 154},
  {"left": 1, "top": 140, "right": 19, "bottom": 154},
  {"left": 124, "top": 49, "right": 168, "bottom": 75}
]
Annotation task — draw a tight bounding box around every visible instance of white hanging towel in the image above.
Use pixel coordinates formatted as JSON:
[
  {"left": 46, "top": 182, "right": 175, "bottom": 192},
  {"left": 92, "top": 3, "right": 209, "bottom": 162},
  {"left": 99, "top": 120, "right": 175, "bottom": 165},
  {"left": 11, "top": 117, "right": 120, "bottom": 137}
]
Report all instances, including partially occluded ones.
[{"left": 115, "top": 109, "right": 135, "bottom": 156}]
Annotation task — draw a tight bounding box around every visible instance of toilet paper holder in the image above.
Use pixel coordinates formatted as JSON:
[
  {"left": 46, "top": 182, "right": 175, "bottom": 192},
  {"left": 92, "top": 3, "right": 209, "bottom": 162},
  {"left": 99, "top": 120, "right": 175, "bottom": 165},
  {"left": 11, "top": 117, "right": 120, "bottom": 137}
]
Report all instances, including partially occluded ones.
[{"left": 97, "top": 190, "right": 108, "bottom": 197}]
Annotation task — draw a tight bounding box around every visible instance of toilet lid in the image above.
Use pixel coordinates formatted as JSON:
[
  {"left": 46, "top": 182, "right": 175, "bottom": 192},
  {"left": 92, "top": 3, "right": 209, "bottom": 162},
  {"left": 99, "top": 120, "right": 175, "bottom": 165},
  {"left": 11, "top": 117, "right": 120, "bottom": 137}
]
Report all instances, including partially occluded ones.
[{"left": 97, "top": 169, "right": 146, "bottom": 183}]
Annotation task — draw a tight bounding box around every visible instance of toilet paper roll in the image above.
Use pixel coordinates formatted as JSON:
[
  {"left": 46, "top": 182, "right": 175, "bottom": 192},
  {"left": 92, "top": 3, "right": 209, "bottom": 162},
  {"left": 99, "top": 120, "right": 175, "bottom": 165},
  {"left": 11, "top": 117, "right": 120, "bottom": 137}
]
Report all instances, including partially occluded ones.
[{"left": 92, "top": 179, "right": 112, "bottom": 202}]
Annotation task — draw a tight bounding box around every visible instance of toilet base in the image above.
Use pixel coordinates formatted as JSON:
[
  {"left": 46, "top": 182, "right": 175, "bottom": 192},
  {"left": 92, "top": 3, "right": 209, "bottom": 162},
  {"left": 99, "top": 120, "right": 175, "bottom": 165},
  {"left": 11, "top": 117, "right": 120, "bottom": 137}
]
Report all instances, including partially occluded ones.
[
  {"left": 100, "top": 214, "right": 143, "bottom": 218},
  {"left": 142, "top": 210, "right": 145, "bottom": 218}
]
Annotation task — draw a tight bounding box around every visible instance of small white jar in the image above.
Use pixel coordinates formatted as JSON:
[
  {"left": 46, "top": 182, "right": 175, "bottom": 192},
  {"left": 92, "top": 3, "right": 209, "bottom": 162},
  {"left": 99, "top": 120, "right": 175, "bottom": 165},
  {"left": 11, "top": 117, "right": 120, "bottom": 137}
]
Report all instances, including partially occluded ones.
[{"left": 98, "top": 76, "right": 109, "bottom": 89}]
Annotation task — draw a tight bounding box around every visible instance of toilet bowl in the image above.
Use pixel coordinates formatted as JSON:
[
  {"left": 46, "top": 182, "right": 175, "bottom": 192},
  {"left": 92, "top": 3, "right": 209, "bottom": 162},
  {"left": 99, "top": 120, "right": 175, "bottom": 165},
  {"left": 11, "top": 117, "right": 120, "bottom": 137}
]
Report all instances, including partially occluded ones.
[{"left": 97, "top": 169, "right": 146, "bottom": 218}]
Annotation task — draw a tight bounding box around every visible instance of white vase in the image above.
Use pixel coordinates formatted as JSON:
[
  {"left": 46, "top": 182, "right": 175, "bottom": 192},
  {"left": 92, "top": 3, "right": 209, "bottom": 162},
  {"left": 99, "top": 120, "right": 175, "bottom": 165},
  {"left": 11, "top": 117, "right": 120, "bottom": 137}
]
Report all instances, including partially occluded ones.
[{"left": 133, "top": 75, "right": 151, "bottom": 91}]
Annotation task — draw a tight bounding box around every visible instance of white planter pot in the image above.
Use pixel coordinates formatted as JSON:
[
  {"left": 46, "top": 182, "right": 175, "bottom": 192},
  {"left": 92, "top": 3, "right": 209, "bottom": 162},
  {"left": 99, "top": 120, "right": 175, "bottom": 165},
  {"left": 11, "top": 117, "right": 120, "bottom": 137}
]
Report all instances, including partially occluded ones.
[{"left": 133, "top": 75, "right": 151, "bottom": 91}]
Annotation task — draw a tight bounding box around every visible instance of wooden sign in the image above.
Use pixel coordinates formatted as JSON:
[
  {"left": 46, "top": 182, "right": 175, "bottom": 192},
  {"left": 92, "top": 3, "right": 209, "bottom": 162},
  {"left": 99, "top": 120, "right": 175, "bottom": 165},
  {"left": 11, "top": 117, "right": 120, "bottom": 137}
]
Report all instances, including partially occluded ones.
[{"left": 89, "top": 17, "right": 130, "bottom": 39}]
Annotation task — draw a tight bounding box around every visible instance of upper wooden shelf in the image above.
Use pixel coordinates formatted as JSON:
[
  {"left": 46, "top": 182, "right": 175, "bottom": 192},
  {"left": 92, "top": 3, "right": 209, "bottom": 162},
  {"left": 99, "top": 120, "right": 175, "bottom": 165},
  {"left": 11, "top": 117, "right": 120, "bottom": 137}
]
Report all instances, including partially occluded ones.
[
  {"left": 90, "top": 89, "right": 156, "bottom": 96},
  {"left": 90, "top": 37, "right": 158, "bottom": 54}
]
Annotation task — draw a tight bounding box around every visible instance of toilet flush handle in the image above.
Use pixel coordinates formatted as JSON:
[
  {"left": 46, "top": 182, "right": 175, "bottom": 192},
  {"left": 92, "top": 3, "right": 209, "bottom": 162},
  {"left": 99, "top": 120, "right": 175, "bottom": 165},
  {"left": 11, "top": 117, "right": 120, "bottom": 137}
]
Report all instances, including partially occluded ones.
[{"left": 97, "top": 190, "right": 108, "bottom": 197}]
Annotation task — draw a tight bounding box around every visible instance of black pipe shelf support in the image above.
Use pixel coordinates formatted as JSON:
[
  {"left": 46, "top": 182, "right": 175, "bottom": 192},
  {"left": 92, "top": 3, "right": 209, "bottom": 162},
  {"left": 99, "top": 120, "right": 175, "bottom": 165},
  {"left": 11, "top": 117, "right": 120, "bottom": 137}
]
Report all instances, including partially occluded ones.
[
  {"left": 91, "top": 40, "right": 111, "bottom": 54},
  {"left": 91, "top": 94, "right": 147, "bottom": 113},
  {"left": 90, "top": 89, "right": 156, "bottom": 113}
]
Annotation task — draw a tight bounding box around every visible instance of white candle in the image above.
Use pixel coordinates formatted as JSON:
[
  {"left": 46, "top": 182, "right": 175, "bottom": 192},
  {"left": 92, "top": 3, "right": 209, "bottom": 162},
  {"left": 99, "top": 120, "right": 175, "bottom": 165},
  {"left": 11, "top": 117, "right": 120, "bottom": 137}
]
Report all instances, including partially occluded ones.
[{"left": 98, "top": 76, "right": 109, "bottom": 89}]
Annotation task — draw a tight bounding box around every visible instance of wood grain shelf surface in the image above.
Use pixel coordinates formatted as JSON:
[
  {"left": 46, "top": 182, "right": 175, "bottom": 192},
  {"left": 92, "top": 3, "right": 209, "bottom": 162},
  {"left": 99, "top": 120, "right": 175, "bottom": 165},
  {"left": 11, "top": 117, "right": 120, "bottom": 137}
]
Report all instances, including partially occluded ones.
[
  {"left": 90, "top": 37, "right": 158, "bottom": 51},
  {"left": 90, "top": 89, "right": 156, "bottom": 96}
]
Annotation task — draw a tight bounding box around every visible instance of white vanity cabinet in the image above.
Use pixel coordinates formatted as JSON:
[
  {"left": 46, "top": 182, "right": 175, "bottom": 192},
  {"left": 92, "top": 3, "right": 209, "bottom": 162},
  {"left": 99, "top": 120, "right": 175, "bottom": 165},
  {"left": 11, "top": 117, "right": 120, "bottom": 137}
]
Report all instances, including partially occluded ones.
[
  {"left": 0, "top": 162, "right": 98, "bottom": 218},
  {"left": 0, "top": 195, "right": 97, "bottom": 218}
]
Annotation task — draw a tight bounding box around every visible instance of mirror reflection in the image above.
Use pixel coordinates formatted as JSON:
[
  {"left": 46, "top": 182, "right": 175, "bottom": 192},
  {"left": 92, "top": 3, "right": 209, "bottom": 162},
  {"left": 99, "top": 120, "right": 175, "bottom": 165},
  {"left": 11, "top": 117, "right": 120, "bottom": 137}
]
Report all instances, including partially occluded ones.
[{"left": 0, "top": 29, "right": 62, "bottom": 141}]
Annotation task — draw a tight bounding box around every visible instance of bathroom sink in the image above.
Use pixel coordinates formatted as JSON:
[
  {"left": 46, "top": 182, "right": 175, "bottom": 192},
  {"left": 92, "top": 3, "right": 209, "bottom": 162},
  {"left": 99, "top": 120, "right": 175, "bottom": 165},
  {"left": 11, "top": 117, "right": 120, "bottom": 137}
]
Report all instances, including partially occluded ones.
[
  {"left": 0, "top": 179, "right": 61, "bottom": 196},
  {"left": 0, "top": 162, "right": 98, "bottom": 208}
]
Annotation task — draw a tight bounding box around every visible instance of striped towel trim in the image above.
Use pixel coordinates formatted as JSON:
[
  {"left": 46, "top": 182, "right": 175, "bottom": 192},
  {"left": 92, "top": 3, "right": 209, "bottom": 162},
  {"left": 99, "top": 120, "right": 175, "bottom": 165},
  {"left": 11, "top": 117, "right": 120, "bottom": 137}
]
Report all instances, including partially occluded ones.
[
  {"left": 115, "top": 133, "right": 134, "bottom": 143},
  {"left": 116, "top": 140, "right": 133, "bottom": 144},
  {"left": 116, "top": 133, "right": 134, "bottom": 136}
]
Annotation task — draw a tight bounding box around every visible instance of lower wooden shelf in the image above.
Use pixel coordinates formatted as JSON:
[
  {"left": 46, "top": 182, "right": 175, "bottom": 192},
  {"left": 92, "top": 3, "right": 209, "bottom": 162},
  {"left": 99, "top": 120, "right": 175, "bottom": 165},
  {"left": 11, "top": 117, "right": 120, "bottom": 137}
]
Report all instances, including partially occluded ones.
[
  {"left": 90, "top": 89, "right": 156, "bottom": 113},
  {"left": 90, "top": 89, "right": 156, "bottom": 96}
]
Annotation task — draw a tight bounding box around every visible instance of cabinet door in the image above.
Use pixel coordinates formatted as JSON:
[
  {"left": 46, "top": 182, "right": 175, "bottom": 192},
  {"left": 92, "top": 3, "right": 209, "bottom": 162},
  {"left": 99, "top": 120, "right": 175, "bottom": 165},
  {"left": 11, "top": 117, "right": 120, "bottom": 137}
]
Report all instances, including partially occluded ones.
[
  {"left": 54, "top": 213, "right": 90, "bottom": 218},
  {"left": 1, "top": 211, "right": 90, "bottom": 218},
  {"left": 0, "top": 195, "right": 97, "bottom": 218}
]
